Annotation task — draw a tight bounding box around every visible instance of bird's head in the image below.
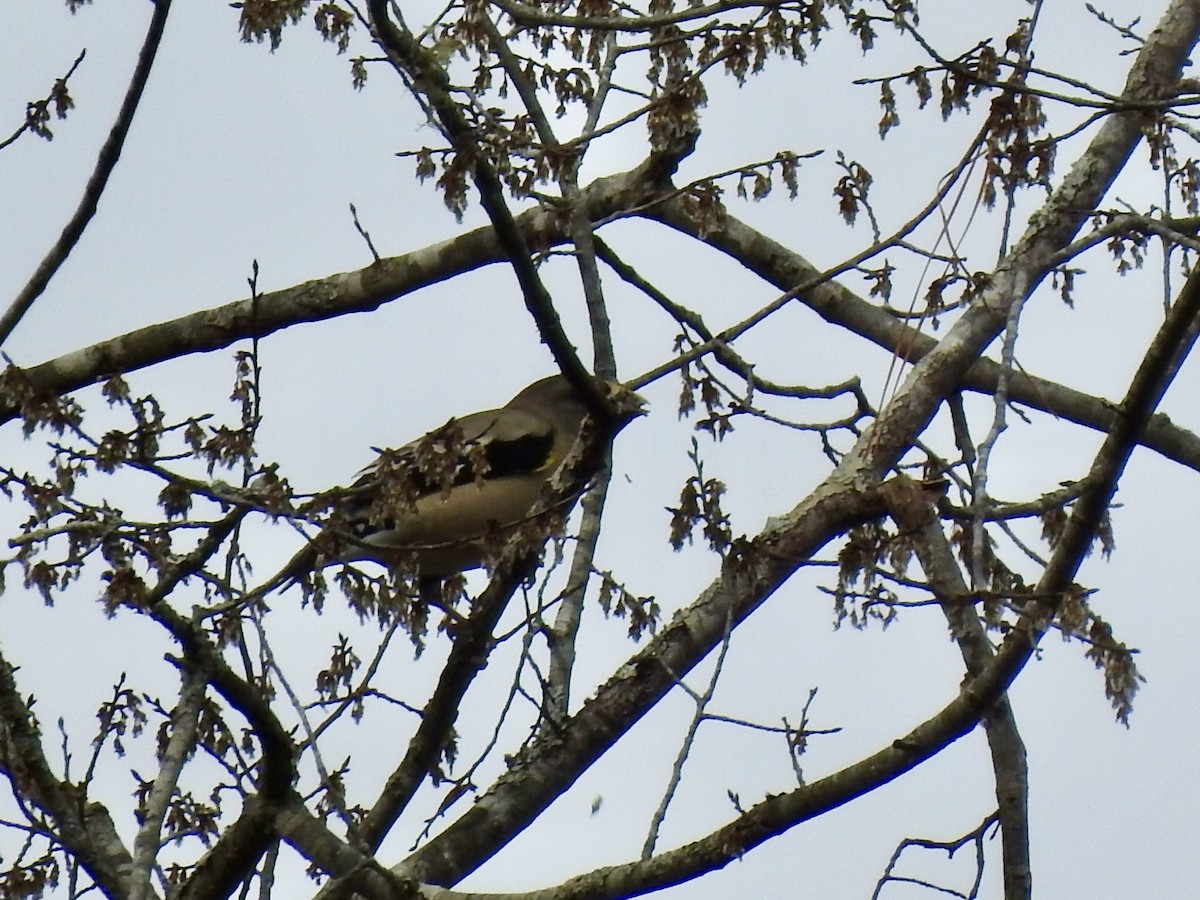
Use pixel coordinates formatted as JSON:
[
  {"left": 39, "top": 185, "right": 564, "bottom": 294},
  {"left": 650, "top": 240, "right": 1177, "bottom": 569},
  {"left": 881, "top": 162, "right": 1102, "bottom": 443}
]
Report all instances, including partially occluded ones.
[
  {"left": 597, "top": 378, "right": 649, "bottom": 430},
  {"left": 514, "top": 373, "right": 647, "bottom": 432}
]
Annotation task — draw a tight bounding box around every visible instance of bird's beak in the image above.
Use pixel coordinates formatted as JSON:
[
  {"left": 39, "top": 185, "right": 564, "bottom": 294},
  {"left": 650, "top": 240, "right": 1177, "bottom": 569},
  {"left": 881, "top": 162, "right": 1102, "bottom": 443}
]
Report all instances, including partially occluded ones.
[{"left": 604, "top": 381, "right": 649, "bottom": 425}]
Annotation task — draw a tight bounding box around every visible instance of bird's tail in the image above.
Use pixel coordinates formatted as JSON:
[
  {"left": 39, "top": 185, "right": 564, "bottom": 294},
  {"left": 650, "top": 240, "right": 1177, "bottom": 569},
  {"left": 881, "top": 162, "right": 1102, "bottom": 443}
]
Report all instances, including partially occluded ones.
[{"left": 243, "top": 543, "right": 321, "bottom": 604}]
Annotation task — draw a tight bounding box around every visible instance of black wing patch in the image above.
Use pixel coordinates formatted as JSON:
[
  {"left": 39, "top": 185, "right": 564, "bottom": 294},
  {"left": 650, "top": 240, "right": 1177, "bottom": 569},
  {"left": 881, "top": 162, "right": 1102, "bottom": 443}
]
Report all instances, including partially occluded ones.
[
  {"left": 339, "top": 423, "right": 556, "bottom": 541},
  {"left": 482, "top": 429, "right": 555, "bottom": 478}
]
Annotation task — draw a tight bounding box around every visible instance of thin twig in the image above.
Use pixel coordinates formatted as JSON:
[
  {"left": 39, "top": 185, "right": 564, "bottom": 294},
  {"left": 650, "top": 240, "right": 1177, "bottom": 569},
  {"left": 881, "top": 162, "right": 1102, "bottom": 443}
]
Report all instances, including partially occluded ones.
[
  {"left": 349, "top": 203, "right": 382, "bottom": 263},
  {"left": 970, "top": 270, "right": 1030, "bottom": 587},
  {"left": 0, "top": 50, "right": 86, "bottom": 152},
  {"left": 642, "top": 610, "right": 733, "bottom": 859}
]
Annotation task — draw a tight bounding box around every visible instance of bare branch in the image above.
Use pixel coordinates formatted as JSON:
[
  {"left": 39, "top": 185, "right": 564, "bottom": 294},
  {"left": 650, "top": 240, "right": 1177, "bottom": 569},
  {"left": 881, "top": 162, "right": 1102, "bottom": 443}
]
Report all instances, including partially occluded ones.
[
  {"left": 881, "top": 480, "right": 1030, "bottom": 899},
  {"left": 642, "top": 612, "right": 733, "bottom": 859},
  {"left": 0, "top": 0, "right": 173, "bottom": 347},
  {"left": 0, "top": 650, "right": 136, "bottom": 896},
  {"left": 366, "top": 0, "right": 594, "bottom": 395},
  {"left": 0, "top": 153, "right": 668, "bottom": 427}
]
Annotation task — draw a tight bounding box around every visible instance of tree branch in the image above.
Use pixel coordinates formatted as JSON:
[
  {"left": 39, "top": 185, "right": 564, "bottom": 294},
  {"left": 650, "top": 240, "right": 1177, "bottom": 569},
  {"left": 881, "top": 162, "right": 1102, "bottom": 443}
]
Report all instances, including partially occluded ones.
[
  {"left": 880, "top": 479, "right": 1030, "bottom": 900},
  {"left": 647, "top": 197, "right": 1200, "bottom": 473},
  {"left": 351, "top": 563, "right": 533, "bottom": 854},
  {"left": 0, "top": 157, "right": 666, "bottom": 425},
  {"left": 0, "top": 649, "right": 137, "bottom": 897},
  {"left": 381, "top": 2, "right": 1200, "bottom": 886},
  {"left": 366, "top": 0, "right": 592, "bottom": 393},
  {"left": 0, "top": 0, "right": 173, "bottom": 347},
  {"left": 129, "top": 666, "right": 207, "bottom": 900}
]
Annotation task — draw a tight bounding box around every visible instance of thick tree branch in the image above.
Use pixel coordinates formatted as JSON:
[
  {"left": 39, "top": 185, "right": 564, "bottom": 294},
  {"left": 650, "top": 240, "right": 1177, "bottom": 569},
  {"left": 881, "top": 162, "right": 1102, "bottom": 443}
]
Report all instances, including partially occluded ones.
[
  {"left": 0, "top": 159, "right": 664, "bottom": 425},
  {"left": 276, "top": 793, "right": 427, "bottom": 899},
  {"left": 647, "top": 198, "right": 1200, "bottom": 473},
  {"left": 178, "top": 796, "right": 279, "bottom": 900},
  {"left": 380, "top": 2, "right": 1200, "bottom": 887},
  {"left": 0, "top": 650, "right": 138, "bottom": 897}
]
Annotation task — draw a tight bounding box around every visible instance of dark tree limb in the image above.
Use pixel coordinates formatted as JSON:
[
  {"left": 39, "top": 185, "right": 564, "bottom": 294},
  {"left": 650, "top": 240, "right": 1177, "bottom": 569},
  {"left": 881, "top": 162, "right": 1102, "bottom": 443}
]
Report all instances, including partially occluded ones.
[
  {"left": 276, "top": 794, "right": 423, "bottom": 899},
  {"left": 0, "top": 0, "right": 173, "bottom": 347},
  {"left": 378, "top": 2, "right": 1200, "bottom": 887},
  {"left": 351, "top": 563, "right": 534, "bottom": 854},
  {"left": 365, "top": 0, "right": 593, "bottom": 397},
  {"left": 0, "top": 650, "right": 136, "bottom": 897}
]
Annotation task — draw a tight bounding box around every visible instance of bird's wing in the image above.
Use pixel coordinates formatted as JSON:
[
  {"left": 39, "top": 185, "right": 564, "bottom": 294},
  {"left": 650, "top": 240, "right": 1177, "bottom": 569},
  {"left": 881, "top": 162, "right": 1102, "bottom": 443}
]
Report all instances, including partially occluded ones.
[
  {"left": 312, "top": 402, "right": 566, "bottom": 574},
  {"left": 345, "top": 404, "right": 558, "bottom": 495}
]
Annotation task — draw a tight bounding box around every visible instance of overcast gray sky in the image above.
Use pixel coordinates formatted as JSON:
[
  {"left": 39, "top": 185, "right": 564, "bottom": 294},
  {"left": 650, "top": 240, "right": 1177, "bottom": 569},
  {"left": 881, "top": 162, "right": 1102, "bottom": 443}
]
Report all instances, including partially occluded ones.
[{"left": 2, "top": 1, "right": 1197, "bottom": 897}]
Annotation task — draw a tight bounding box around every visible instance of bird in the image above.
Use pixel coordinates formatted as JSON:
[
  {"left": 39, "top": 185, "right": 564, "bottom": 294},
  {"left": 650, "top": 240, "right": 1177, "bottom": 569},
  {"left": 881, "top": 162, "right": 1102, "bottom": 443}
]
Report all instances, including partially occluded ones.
[{"left": 259, "top": 373, "right": 646, "bottom": 600}]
